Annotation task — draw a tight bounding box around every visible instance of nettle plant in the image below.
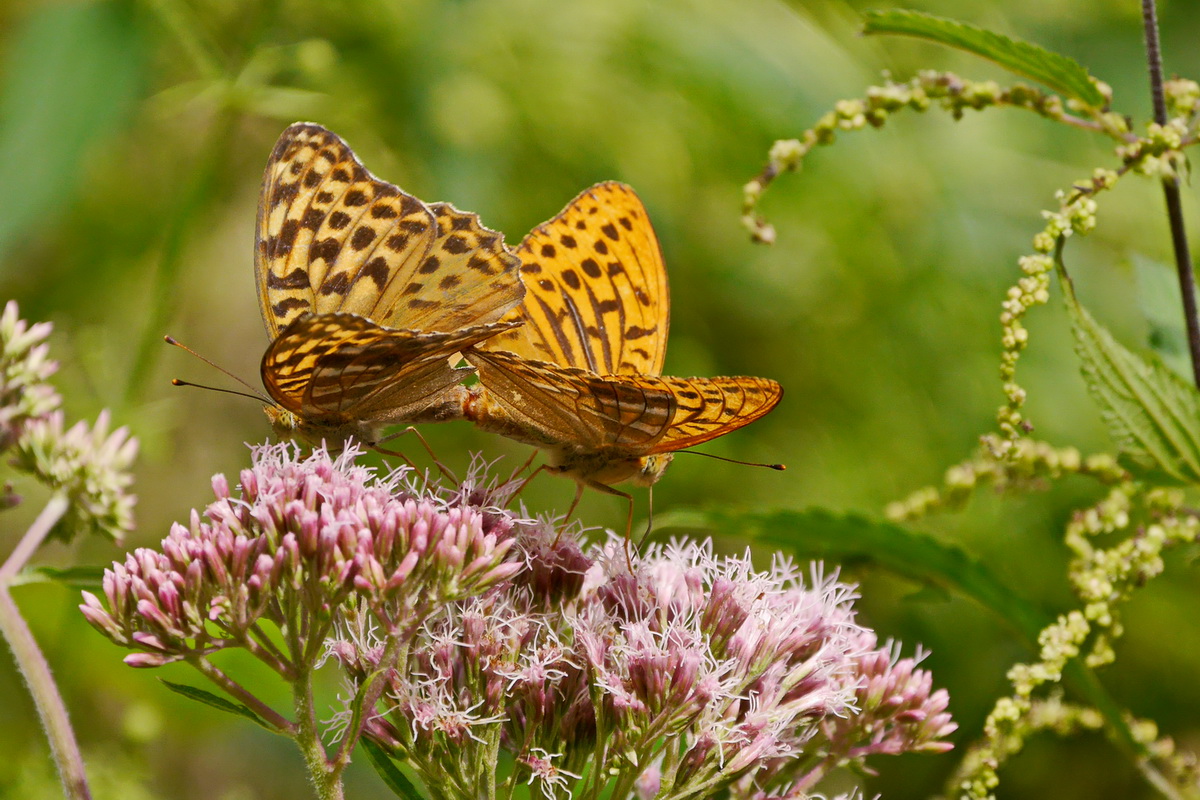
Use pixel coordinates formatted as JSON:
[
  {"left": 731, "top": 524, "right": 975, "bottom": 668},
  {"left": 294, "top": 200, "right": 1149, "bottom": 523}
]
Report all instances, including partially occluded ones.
[{"left": 739, "top": 6, "right": 1200, "bottom": 800}]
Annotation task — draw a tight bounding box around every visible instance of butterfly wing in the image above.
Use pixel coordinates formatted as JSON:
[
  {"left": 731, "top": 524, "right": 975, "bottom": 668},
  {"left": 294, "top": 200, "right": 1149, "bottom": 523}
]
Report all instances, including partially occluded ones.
[
  {"left": 464, "top": 349, "right": 781, "bottom": 455},
  {"left": 255, "top": 123, "right": 523, "bottom": 338},
  {"left": 480, "top": 182, "right": 668, "bottom": 376},
  {"left": 263, "top": 313, "right": 516, "bottom": 426}
]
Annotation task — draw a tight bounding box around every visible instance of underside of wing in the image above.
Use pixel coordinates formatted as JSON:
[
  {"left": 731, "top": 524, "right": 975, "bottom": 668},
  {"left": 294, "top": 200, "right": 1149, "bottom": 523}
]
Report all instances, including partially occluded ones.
[
  {"left": 480, "top": 182, "right": 669, "bottom": 376},
  {"left": 465, "top": 349, "right": 779, "bottom": 455},
  {"left": 262, "top": 313, "right": 517, "bottom": 424},
  {"left": 255, "top": 123, "right": 523, "bottom": 338}
]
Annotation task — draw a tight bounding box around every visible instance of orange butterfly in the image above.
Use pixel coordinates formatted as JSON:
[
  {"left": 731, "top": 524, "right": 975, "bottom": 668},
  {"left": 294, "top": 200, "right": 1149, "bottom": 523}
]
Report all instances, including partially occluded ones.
[
  {"left": 462, "top": 182, "right": 783, "bottom": 534},
  {"left": 255, "top": 123, "right": 524, "bottom": 447}
]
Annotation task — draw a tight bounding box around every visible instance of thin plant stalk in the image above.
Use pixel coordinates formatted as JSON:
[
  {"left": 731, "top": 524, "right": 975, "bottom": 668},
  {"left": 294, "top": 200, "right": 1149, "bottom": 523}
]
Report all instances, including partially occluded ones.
[
  {"left": 1142, "top": 0, "right": 1200, "bottom": 388},
  {"left": 0, "top": 494, "right": 92, "bottom": 800}
]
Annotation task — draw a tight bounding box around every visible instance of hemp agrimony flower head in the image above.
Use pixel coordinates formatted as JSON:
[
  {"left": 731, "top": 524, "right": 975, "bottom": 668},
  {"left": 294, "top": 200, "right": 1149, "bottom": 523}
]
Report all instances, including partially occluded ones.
[
  {"left": 0, "top": 300, "right": 60, "bottom": 452},
  {"left": 337, "top": 537, "right": 957, "bottom": 800},
  {"left": 81, "top": 442, "right": 523, "bottom": 669}
]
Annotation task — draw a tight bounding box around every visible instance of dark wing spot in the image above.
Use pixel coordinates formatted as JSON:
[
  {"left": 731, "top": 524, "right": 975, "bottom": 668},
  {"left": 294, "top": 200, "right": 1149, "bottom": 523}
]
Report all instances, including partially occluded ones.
[
  {"left": 538, "top": 279, "right": 554, "bottom": 291},
  {"left": 419, "top": 256, "right": 440, "bottom": 274},
  {"left": 520, "top": 262, "right": 543, "bottom": 274},
  {"left": 311, "top": 238, "right": 342, "bottom": 263},
  {"left": 289, "top": 161, "right": 303, "bottom": 175},
  {"left": 399, "top": 219, "right": 428, "bottom": 234},
  {"left": 351, "top": 227, "right": 376, "bottom": 251},
  {"left": 371, "top": 203, "right": 398, "bottom": 219},
  {"left": 440, "top": 274, "right": 462, "bottom": 290},
  {"left": 581, "top": 258, "right": 602, "bottom": 278},
  {"left": 301, "top": 208, "right": 323, "bottom": 231},
  {"left": 467, "top": 254, "right": 494, "bottom": 273},
  {"left": 344, "top": 190, "right": 368, "bottom": 206},
  {"left": 560, "top": 235, "right": 577, "bottom": 249},
  {"left": 408, "top": 298, "right": 438, "bottom": 309},
  {"left": 362, "top": 257, "right": 389, "bottom": 289},
  {"left": 316, "top": 191, "right": 334, "bottom": 204},
  {"left": 450, "top": 215, "right": 473, "bottom": 230},
  {"left": 624, "top": 325, "right": 654, "bottom": 340},
  {"left": 329, "top": 211, "right": 351, "bottom": 230},
  {"left": 601, "top": 223, "right": 618, "bottom": 240},
  {"left": 400, "top": 195, "right": 424, "bottom": 215},
  {"left": 302, "top": 170, "right": 323, "bottom": 188},
  {"left": 272, "top": 297, "right": 308, "bottom": 316},
  {"left": 540, "top": 243, "right": 556, "bottom": 258},
  {"left": 386, "top": 234, "right": 409, "bottom": 252},
  {"left": 635, "top": 288, "right": 651, "bottom": 305},
  {"left": 319, "top": 271, "right": 350, "bottom": 296},
  {"left": 619, "top": 216, "right": 633, "bottom": 231},
  {"left": 267, "top": 267, "right": 310, "bottom": 290},
  {"left": 594, "top": 240, "right": 608, "bottom": 255},
  {"left": 562, "top": 269, "right": 581, "bottom": 290},
  {"left": 276, "top": 219, "right": 300, "bottom": 252},
  {"left": 678, "top": 390, "right": 700, "bottom": 400},
  {"left": 331, "top": 167, "right": 351, "bottom": 182},
  {"left": 596, "top": 299, "right": 619, "bottom": 313},
  {"left": 273, "top": 182, "right": 299, "bottom": 207},
  {"left": 403, "top": 282, "right": 423, "bottom": 295},
  {"left": 442, "top": 235, "right": 469, "bottom": 254},
  {"left": 608, "top": 261, "right": 623, "bottom": 276},
  {"left": 575, "top": 220, "right": 586, "bottom": 230}
]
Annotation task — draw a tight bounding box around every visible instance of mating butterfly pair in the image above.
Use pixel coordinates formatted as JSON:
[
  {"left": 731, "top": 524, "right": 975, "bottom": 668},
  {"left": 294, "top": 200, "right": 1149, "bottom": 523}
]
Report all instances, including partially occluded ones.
[{"left": 256, "top": 123, "right": 782, "bottom": 505}]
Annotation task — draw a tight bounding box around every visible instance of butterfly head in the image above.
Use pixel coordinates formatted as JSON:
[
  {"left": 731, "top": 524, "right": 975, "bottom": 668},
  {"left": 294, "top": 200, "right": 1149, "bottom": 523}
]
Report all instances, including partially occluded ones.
[{"left": 263, "top": 403, "right": 377, "bottom": 451}]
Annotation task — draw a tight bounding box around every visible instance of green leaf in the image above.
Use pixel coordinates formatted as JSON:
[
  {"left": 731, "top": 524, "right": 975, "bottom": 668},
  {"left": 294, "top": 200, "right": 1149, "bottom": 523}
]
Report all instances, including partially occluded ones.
[
  {"left": 656, "top": 507, "right": 1048, "bottom": 642},
  {"left": 361, "top": 738, "right": 425, "bottom": 800},
  {"left": 0, "top": 2, "right": 146, "bottom": 265},
  {"left": 159, "top": 680, "right": 277, "bottom": 732},
  {"left": 1058, "top": 255, "right": 1200, "bottom": 484},
  {"left": 1132, "top": 253, "right": 1192, "bottom": 380},
  {"left": 862, "top": 9, "right": 1105, "bottom": 108},
  {"left": 14, "top": 565, "right": 105, "bottom": 590}
]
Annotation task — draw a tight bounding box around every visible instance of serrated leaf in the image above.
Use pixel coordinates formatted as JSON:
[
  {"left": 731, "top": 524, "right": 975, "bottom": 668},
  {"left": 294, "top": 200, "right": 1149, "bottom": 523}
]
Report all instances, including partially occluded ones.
[
  {"left": 862, "top": 9, "right": 1105, "bottom": 108},
  {"left": 1058, "top": 256, "right": 1200, "bottom": 484},
  {"left": 159, "top": 680, "right": 278, "bottom": 732},
  {"left": 655, "top": 507, "right": 1047, "bottom": 641},
  {"left": 361, "top": 738, "right": 425, "bottom": 799},
  {"left": 1133, "top": 253, "right": 1192, "bottom": 380}
]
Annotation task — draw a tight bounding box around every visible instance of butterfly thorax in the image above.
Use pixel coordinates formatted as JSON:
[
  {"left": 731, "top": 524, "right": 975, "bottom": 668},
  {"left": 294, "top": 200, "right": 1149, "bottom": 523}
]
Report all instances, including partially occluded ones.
[
  {"left": 263, "top": 404, "right": 380, "bottom": 450},
  {"left": 547, "top": 449, "right": 674, "bottom": 488}
]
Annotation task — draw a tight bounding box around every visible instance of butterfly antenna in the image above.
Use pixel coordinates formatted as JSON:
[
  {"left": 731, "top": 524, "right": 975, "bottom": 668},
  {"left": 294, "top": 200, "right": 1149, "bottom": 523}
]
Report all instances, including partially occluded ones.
[
  {"left": 675, "top": 450, "right": 786, "bottom": 471},
  {"left": 164, "top": 335, "right": 273, "bottom": 404},
  {"left": 171, "top": 378, "right": 270, "bottom": 403}
]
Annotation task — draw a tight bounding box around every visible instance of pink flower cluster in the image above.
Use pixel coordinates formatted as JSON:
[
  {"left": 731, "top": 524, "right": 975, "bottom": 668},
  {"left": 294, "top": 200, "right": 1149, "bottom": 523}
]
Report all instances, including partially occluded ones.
[{"left": 81, "top": 443, "right": 521, "bottom": 669}]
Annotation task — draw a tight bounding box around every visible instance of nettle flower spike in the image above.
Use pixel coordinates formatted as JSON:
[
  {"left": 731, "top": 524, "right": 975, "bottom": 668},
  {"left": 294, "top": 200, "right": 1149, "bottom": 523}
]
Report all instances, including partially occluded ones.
[{"left": 81, "top": 443, "right": 523, "bottom": 670}]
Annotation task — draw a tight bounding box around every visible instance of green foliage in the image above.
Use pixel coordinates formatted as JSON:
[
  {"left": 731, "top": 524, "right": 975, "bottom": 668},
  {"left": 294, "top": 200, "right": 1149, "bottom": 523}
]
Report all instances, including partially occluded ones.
[
  {"left": 158, "top": 680, "right": 274, "bottom": 731},
  {"left": 360, "top": 739, "right": 425, "bottom": 800},
  {"left": 1058, "top": 255, "right": 1200, "bottom": 484},
  {"left": 862, "top": 9, "right": 1106, "bottom": 107},
  {"left": 0, "top": 2, "right": 145, "bottom": 264}
]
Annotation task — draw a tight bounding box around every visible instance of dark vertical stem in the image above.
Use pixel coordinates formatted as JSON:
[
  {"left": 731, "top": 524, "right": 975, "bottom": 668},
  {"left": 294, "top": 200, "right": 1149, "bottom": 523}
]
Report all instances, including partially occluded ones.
[{"left": 1142, "top": 0, "right": 1200, "bottom": 387}]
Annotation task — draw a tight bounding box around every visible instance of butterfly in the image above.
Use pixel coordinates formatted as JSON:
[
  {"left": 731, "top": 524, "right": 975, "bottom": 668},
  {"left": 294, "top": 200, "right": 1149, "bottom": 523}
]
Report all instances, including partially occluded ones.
[
  {"left": 462, "top": 182, "right": 783, "bottom": 533},
  {"left": 255, "top": 122, "right": 524, "bottom": 447}
]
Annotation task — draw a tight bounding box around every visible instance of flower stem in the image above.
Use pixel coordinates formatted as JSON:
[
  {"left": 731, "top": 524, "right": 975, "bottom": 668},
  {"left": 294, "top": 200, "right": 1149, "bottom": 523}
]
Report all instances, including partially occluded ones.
[
  {"left": 1142, "top": 0, "right": 1200, "bottom": 388},
  {"left": 0, "top": 494, "right": 91, "bottom": 800},
  {"left": 192, "top": 656, "right": 296, "bottom": 734},
  {"left": 292, "top": 666, "right": 345, "bottom": 800}
]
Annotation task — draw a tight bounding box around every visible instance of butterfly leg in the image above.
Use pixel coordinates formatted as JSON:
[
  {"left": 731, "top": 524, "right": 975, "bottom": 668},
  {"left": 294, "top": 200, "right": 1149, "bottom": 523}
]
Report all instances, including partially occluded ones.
[
  {"left": 636, "top": 485, "right": 655, "bottom": 549},
  {"left": 375, "top": 426, "right": 459, "bottom": 484},
  {"left": 575, "top": 479, "right": 636, "bottom": 571},
  {"left": 553, "top": 481, "right": 587, "bottom": 546}
]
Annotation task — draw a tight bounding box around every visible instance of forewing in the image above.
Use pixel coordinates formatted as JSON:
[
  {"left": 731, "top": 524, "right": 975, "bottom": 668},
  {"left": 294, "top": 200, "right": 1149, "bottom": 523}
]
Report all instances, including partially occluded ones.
[
  {"left": 256, "top": 124, "right": 520, "bottom": 338},
  {"left": 262, "top": 313, "right": 515, "bottom": 421},
  {"left": 480, "top": 182, "right": 669, "bottom": 375},
  {"left": 388, "top": 202, "right": 524, "bottom": 331}
]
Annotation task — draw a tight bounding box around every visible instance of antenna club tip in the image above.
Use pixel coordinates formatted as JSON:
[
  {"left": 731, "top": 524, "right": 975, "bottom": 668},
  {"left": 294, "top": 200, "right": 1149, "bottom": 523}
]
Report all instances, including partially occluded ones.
[
  {"left": 773, "top": 464, "right": 786, "bottom": 471},
  {"left": 171, "top": 378, "right": 185, "bottom": 386},
  {"left": 164, "top": 335, "right": 178, "bottom": 345}
]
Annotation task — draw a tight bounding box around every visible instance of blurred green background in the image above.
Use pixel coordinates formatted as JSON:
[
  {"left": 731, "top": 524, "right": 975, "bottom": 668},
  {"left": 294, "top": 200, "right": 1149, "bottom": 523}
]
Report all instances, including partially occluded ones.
[{"left": 2, "top": 0, "right": 1199, "bottom": 797}]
